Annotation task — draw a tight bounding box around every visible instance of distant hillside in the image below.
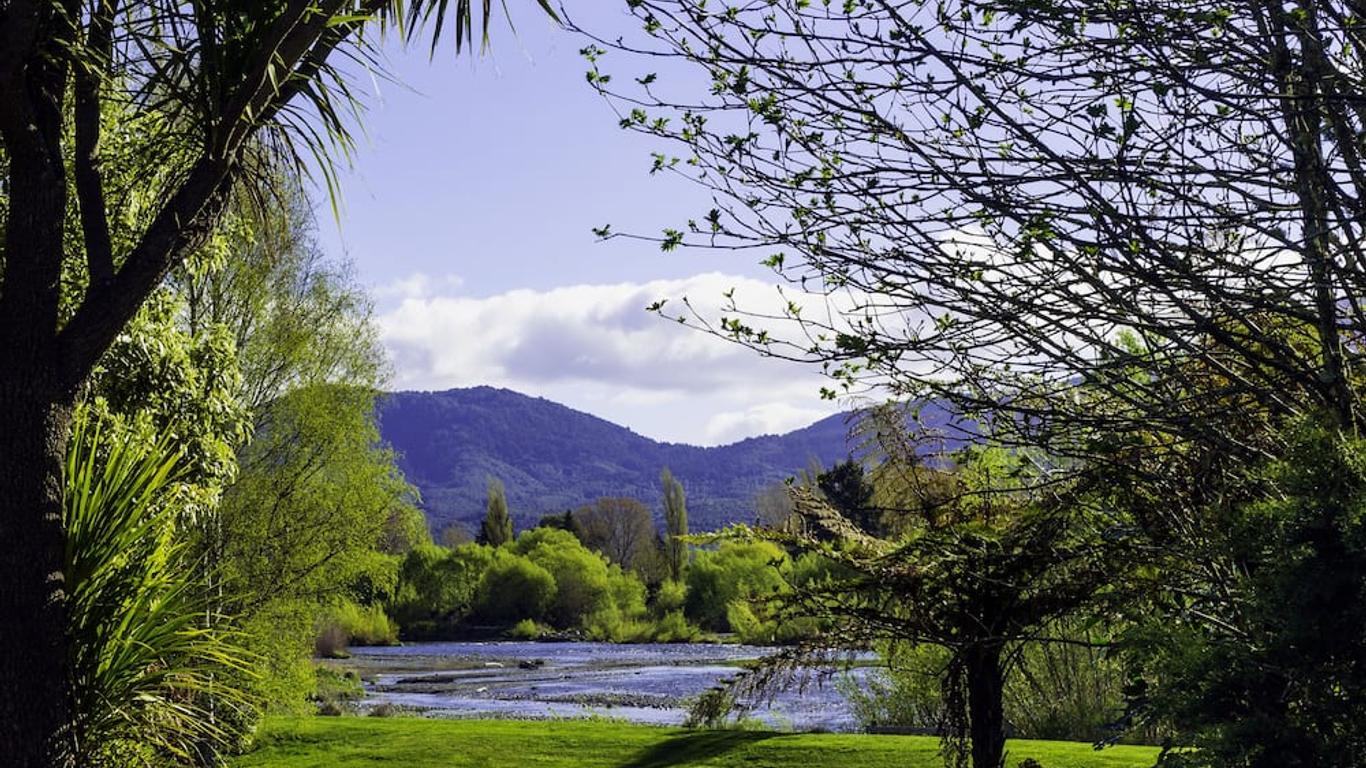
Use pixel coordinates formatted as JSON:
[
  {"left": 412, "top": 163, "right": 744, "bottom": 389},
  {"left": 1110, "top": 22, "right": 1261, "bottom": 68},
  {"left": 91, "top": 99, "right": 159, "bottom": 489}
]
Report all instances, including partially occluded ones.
[{"left": 376, "top": 387, "right": 861, "bottom": 532}]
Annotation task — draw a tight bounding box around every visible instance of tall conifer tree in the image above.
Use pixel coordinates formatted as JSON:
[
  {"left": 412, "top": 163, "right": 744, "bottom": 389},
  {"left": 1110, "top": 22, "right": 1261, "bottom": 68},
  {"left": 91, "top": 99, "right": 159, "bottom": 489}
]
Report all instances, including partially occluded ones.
[
  {"left": 479, "top": 477, "right": 514, "bottom": 547},
  {"left": 661, "top": 468, "right": 689, "bottom": 580}
]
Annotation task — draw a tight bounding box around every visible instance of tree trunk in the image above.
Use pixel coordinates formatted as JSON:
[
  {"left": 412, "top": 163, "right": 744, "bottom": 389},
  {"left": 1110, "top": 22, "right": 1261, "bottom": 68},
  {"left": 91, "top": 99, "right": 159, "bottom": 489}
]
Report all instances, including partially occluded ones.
[
  {"left": 0, "top": 43, "right": 78, "bottom": 761},
  {"left": 0, "top": 376, "right": 76, "bottom": 767},
  {"left": 965, "top": 644, "right": 1006, "bottom": 768}
]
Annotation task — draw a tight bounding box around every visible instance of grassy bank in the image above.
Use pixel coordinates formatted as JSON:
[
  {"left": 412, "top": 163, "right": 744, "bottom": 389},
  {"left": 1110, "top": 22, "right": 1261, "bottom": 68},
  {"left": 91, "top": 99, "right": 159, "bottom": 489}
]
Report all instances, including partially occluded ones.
[{"left": 234, "top": 716, "right": 1160, "bottom": 768}]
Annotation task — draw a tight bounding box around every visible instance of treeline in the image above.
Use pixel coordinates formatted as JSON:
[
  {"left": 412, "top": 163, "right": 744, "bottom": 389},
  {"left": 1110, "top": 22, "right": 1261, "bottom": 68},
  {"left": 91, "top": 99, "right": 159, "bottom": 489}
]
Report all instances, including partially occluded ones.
[{"left": 369, "top": 472, "right": 831, "bottom": 646}]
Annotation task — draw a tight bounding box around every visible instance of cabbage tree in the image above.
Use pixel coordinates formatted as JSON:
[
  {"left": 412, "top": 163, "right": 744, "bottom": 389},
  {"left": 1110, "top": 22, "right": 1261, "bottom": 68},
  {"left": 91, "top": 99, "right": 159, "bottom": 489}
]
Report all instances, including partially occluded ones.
[{"left": 0, "top": 2, "right": 557, "bottom": 764}]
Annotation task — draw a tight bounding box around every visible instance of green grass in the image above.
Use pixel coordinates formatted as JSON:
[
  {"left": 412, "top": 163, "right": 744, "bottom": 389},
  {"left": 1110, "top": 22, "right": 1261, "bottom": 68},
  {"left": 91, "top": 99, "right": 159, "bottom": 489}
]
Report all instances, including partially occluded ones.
[{"left": 235, "top": 716, "right": 1159, "bottom": 768}]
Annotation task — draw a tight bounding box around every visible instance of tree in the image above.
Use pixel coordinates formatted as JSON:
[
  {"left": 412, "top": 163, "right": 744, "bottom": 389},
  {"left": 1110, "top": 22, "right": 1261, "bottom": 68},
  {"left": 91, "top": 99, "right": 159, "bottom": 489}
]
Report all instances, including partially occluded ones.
[
  {"left": 380, "top": 505, "right": 432, "bottom": 555},
  {"left": 572, "top": 496, "right": 661, "bottom": 578},
  {"left": 515, "top": 527, "right": 614, "bottom": 628},
  {"left": 717, "top": 449, "right": 1119, "bottom": 768},
  {"left": 1118, "top": 417, "right": 1366, "bottom": 767},
  {"left": 535, "top": 510, "right": 577, "bottom": 532},
  {"left": 174, "top": 186, "right": 386, "bottom": 416},
  {"left": 586, "top": 5, "right": 1366, "bottom": 757},
  {"left": 389, "top": 543, "right": 493, "bottom": 636},
  {"left": 586, "top": 0, "right": 1366, "bottom": 465},
  {"left": 0, "top": 3, "right": 556, "bottom": 762},
  {"left": 817, "top": 460, "right": 876, "bottom": 535},
  {"left": 220, "top": 384, "right": 414, "bottom": 611},
  {"left": 472, "top": 550, "right": 556, "bottom": 624},
  {"left": 661, "top": 468, "right": 690, "bottom": 579},
  {"left": 479, "top": 477, "right": 515, "bottom": 547},
  {"left": 439, "top": 523, "right": 476, "bottom": 548},
  {"left": 684, "top": 540, "right": 789, "bottom": 632}
]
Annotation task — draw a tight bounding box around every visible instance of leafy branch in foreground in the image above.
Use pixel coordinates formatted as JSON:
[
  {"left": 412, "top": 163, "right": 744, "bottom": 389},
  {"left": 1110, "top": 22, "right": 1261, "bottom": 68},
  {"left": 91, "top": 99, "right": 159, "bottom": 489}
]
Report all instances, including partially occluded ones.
[{"left": 584, "top": 0, "right": 1366, "bottom": 465}]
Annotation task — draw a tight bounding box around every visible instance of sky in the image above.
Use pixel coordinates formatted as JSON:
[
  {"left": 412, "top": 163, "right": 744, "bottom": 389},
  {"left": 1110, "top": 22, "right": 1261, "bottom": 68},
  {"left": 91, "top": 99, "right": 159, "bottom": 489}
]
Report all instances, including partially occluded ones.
[{"left": 315, "top": 5, "right": 841, "bottom": 446}]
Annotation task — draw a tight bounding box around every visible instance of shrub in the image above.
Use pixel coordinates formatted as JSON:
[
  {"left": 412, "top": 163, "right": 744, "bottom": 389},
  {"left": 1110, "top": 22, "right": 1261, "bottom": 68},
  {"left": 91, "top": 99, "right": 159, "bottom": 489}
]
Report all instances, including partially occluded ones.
[
  {"left": 517, "top": 528, "right": 613, "bottom": 627},
  {"left": 1005, "top": 639, "right": 1124, "bottom": 742},
  {"left": 653, "top": 610, "right": 702, "bottom": 643},
  {"left": 508, "top": 618, "right": 549, "bottom": 640},
  {"left": 473, "top": 551, "right": 556, "bottom": 623},
  {"left": 245, "top": 600, "right": 319, "bottom": 712},
  {"left": 1122, "top": 421, "right": 1366, "bottom": 764},
  {"left": 63, "top": 411, "right": 257, "bottom": 766},
  {"left": 841, "top": 638, "right": 1126, "bottom": 742},
  {"left": 726, "top": 601, "right": 768, "bottom": 644},
  {"left": 839, "top": 644, "right": 947, "bottom": 732},
  {"left": 313, "top": 623, "right": 350, "bottom": 659},
  {"left": 608, "top": 564, "right": 649, "bottom": 620},
  {"left": 312, "top": 665, "right": 363, "bottom": 704},
  {"left": 588, "top": 613, "right": 656, "bottom": 643},
  {"left": 685, "top": 541, "right": 789, "bottom": 631},
  {"left": 317, "top": 600, "right": 399, "bottom": 650},
  {"left": 654, "top": 579, "right": 688, "bottom": 615}
]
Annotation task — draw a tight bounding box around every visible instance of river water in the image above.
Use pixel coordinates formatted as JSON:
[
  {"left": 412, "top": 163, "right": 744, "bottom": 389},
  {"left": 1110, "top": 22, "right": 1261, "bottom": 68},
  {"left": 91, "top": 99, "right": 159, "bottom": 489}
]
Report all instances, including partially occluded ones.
[{"left": 347, "top": 641, "right": 871, "bottom": 732}]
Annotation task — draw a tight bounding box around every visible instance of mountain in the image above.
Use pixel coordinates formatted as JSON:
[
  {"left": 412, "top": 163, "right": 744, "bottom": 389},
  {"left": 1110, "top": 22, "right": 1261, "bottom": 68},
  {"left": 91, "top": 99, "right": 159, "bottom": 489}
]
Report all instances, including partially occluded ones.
[{"left": 376, "top": 387, "right": 860, "bottom": 533}]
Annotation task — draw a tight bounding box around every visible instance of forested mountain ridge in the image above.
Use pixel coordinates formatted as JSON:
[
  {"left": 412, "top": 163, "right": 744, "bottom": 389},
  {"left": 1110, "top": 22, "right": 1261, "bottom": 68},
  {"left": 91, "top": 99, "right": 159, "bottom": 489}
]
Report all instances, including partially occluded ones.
[{"left": 377, "top": 387, "right": 858, "bottom": 532}]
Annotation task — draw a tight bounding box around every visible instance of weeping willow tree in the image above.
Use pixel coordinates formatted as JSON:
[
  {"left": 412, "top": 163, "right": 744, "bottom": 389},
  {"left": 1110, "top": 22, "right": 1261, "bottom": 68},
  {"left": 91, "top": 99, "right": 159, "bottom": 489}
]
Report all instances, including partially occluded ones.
[
  {"left": 0, "top": 2, "right": 557, "bottom": 763},
  {"left": 64, "top": 409, "right": 255, "bottom": 766}
]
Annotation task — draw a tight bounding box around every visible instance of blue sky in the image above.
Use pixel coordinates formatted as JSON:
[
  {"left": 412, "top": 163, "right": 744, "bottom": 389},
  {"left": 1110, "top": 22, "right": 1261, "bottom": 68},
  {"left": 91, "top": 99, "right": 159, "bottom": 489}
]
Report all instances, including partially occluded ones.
[{"left": 316, "top": 5, "right": 841, "bottom": 445}]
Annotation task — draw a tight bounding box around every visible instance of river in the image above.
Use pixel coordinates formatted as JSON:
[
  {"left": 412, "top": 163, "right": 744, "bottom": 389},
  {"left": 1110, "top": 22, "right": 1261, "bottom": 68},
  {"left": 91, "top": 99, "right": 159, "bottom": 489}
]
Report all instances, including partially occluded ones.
[{"left": 344, "top": 641, "right": 872, "bottom": 732}]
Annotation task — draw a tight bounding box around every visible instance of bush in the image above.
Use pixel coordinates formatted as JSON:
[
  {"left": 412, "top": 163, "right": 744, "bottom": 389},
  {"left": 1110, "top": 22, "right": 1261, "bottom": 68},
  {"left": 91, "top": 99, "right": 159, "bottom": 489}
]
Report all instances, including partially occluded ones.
[
  {"left": 653, "top": 610, "right": 703, "bottom": 643},
  {"left": 243, "top": 600, "right": 318, "bottom": 712},
  {"left": 838, "top": 644, "right": 947, "bottom": 732},
  {"left": 726, "top": 601, "right": 768, "bottom": 644},
  {"left": 313, "top": 623, "right": 350, "bottom": 659},
  {"left": 311, "top": 665, "right": 363, "bottom": 717},
  {"left": 389, "top": 543, "right": 493, "bottom": 633},
  {"left": 654, "top": 579, "right": 688, "bottom": 615},
  {"left": 508, "top": 618, "right": 550, "bottom": 640},
  {"left": 1005, "top": 639, "right": 1124, "bottom": 742},
  {"left": 63, "top": 412, "right": 257, "bottom": 765},
  {"left": 317, "top": 600, "right": 399, "bottom": 650},
  {"left": 313, "top": 666, "right": 363, "bottom": 703},
  {"left": 588, "top": 614, "right": 656, "bottom": 643},
  {"left": 685, "top": 541, "right": 789, "bottom": 632},
  {"left": 840, "top": 638, "right": 1126, "bottom": 742},
  {"left": 1122, "top": 420, "right": 1366, "bottom": 764},
  {"left": 518, "top": 528, "right": 614, "bottom": 627},
  {"left": 473, "top": 551, "right": 556, "bottom": 623},
  {"left": 608, "top": 564, "right": 649, "bottom": 620}
]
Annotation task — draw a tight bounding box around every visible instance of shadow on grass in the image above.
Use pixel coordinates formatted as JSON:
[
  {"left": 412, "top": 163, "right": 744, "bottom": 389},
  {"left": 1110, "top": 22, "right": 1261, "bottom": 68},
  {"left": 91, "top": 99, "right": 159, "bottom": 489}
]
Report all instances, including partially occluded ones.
[{"left": 617, "top": 731, "right": 782, "bottom": 768}]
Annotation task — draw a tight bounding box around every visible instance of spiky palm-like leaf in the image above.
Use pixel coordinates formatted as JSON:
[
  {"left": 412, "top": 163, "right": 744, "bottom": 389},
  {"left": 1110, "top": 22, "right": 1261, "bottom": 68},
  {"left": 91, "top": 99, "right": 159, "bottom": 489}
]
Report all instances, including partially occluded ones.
[{"left": 65, "top": 411, "right": 256, "bottom": 766}]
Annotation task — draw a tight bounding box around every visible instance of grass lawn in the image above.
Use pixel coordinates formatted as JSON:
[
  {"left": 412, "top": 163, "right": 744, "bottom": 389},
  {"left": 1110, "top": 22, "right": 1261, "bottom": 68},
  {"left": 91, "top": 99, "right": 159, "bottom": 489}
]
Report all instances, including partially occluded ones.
[{"left": 234, "top": 716, "right": 1160, "bottom": 768}]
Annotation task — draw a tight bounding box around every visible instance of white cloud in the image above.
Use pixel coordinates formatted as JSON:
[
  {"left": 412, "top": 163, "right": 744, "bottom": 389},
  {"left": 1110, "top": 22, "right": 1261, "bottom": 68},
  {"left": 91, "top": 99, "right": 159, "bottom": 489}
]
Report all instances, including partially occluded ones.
[
  {"left": 373, "top": 272, "right": 466, "bottom": 302},
  {"left": 703, "top": 402, "right": 838, "bottom": 445},
  {"left": 377, "top": 272, "right": 844, "bottom": 445}
]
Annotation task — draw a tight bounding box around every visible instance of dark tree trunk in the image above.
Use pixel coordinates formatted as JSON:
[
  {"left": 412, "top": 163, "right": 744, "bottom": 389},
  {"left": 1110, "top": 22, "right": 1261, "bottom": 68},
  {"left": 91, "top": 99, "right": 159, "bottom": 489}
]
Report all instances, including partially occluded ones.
[
  {"left": 0, "top": 30, "right": 78, "bottom": 759},
  {"left": 965, "top": 644, "right": 1006, "bottom": 768},
  {"left": 0, "top": 383, "right": 75, "bottom": 768}
]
